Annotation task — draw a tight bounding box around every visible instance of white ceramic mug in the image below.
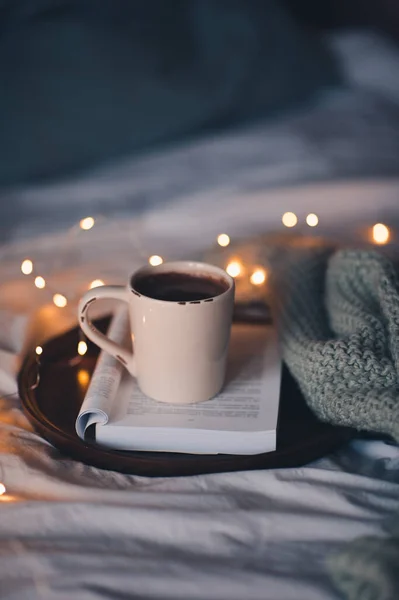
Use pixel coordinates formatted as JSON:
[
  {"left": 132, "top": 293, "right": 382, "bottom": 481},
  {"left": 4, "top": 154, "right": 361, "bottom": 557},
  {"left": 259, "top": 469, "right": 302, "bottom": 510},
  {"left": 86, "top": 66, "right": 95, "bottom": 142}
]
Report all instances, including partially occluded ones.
[{"left": 78, "top": 261, "right": 235, "bottom": 404}]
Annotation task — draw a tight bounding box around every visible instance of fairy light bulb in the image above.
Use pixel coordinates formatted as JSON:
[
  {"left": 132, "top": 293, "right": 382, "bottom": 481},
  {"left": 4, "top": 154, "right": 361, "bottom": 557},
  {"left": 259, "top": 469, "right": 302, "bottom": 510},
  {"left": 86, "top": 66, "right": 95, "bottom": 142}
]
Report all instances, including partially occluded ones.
[
  {"left": 282, "top": 212, "right": 298, "bottom": 228},
  {"left": 21, "top": 259, "right": 33, "bottom": 275},
  {"left": 34, "top": 276, "right": 46, "bottom": 289},
  {"left": 79, "top": 217, "right": 95, "bottom": 231},
  {"left": 372, "top": 223, "right": 390, "bottom": 245},
  {"left": 35, "top": 346, "right": 43, "bottom": 355},
  {"left": 149, "top": 255, "right": 163, "bottom": 266},
  {"left": 226, "top": 260, "right": 242, "bottom": 278},
  {"left": 306, "top": 213, "right": 319, "bottom": 227},
  {"left": 77, "top": 369, "right": 90, "bottom": 387},
  {"left": 217, "top": 233, "right": 230, "bottom": 247},
  {"left": 0, "top": 483, "right": 6, "bottom": 496},
  {"left": 250, "top": 268, "right": 267, "bottom": 286},
  {"left": 53, "top": 293, "right": 67, "bottom": 308},
  {"left": 78, "top": 341, "right": 88, "bottom": 356},
  {"left": 89, "top": 279, "right": 105, "bottom": 289}
]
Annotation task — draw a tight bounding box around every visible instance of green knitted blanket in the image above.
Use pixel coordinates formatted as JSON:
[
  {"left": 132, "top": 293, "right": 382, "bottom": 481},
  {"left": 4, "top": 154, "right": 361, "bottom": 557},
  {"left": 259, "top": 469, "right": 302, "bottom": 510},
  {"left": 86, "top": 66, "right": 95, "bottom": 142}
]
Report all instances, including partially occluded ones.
[
  {"left": 271, "top": 248, "right": 399, "bottom": 600},
  {"left": 273, "top": 248, "right": 399, "bottom": 442}
]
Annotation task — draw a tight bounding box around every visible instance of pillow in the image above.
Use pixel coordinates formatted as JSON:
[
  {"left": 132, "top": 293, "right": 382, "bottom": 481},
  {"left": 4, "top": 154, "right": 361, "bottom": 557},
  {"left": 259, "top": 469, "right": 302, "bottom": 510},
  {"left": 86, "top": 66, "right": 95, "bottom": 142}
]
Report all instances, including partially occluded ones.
[{"left": 0, "top": 0, "right": 340, "bottom": 187}]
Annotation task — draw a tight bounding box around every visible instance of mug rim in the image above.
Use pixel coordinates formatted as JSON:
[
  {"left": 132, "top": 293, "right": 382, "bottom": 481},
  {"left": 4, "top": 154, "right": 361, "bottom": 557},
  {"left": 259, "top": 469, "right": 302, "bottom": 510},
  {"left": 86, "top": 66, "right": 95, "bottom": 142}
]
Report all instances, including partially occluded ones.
[{"left": 130, "top": 260, "right": 234, "bottom": 304}]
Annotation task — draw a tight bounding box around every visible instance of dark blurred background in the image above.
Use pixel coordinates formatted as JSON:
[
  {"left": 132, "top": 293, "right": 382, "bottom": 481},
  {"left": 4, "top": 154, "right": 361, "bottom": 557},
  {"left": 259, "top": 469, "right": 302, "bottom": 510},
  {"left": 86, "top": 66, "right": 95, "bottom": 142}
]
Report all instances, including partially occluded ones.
[
  {"left": 0, "top": 0, "right": 398, "bottom": 190},
  {"left": 284, "top": 0, "right": 399, "bottom": 41}
]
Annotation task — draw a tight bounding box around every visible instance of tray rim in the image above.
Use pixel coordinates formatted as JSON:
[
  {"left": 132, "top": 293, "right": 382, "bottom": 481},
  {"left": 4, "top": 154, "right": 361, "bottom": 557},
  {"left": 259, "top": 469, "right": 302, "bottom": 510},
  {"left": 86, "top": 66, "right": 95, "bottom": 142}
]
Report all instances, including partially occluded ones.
[{"left": 17, "top": 318, "right": 355, "bottom": 477}]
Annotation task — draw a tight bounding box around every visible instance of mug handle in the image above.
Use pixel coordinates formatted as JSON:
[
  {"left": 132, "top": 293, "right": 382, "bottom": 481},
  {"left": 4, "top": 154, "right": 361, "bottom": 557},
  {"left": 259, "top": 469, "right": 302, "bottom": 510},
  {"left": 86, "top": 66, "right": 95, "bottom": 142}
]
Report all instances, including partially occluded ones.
[{"left": 78, "top": 286, "right": 136, "bottom": 375}]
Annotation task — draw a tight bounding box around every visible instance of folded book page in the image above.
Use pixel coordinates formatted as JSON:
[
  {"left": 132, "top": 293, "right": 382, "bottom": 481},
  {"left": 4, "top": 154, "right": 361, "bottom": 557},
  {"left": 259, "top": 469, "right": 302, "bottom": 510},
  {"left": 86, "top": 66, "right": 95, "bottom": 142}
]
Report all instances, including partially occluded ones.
[{"left": 75, "top": 307, "right": 129, "bottom": 439}]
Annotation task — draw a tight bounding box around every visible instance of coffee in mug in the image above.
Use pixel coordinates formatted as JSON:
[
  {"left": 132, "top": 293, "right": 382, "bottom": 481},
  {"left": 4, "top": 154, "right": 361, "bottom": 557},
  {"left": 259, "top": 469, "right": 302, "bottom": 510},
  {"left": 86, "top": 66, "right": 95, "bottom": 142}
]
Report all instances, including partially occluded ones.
[
  {"left": 78, "top": 261, "right": 235, "bottom": 404},
  {"left": 133, "top": 271, "right": 229, "bottom": 302}
]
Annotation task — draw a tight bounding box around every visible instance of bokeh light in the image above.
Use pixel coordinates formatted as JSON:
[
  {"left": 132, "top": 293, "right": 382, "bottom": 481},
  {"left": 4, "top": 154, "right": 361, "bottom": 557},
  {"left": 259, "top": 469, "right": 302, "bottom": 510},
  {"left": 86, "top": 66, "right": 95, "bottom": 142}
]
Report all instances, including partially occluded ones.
[
  {"left": 90, "top": 279, "right": 105, "bottom": 289},
  {"left": 21, "top": 259, "right": 33, "bottom": 275},
  {"left": 282, "top": 212, "right": 298, "bottom": 228},
  {"left": 53, "top": 293, "right": 67, "bottom": 308},
  {"left": 149, "top": 255, "right": 163, "bottom": 266},
  {"left": 77, "top": 369, "right": 90, "bottom": 387},
  {"left": 250, "top": 269, "right": 267, "bottom": 285},
  {"left": 78, "top": 341, "right": 88, "bottom": 356},
  {"left": 79, "top": 217, "right": 95, "bottom": 231},
  {"left": 226, "top": 261, "right": 242, "bottom": 278},
  {"left": 34, "top": 276, "right": 46, "bottom": 289},
  {"left": 217, "top": 234, "right": 230, "bottom": 247},
  {"left": 306, "top": 213, "right": 319, "bottom": 227},
  {"left": 372, "top": 223, "right": 390, "bottom": 245}
]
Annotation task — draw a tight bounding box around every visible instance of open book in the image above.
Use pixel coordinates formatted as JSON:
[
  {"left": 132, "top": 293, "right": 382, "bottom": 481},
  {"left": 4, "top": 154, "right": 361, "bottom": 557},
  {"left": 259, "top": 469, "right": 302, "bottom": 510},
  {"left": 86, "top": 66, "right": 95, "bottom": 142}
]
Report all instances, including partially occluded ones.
[{"left": 76, "top": 308, "right": 282, "bottom": 455}]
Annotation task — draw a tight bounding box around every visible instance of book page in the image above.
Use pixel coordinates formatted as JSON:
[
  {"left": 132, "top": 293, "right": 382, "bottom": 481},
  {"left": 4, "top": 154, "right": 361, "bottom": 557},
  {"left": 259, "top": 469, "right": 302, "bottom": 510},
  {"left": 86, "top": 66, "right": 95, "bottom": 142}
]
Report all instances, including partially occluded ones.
[
  {"left": 109, "top": 324, "right": 281, "bottom": 433},
  {"left": 75, "top": 307, "right": 129, "bottom": 439}
]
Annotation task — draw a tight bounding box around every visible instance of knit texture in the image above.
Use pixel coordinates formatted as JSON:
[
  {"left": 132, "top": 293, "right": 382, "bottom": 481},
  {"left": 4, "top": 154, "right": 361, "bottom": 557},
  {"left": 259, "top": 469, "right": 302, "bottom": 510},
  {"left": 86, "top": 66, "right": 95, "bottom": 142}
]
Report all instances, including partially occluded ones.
[
  {"left": 270, "top": 247, "right": 399, "bottom": 600},
  {"left": 271, "top": 248, "right": 399, "bottom": 443}
]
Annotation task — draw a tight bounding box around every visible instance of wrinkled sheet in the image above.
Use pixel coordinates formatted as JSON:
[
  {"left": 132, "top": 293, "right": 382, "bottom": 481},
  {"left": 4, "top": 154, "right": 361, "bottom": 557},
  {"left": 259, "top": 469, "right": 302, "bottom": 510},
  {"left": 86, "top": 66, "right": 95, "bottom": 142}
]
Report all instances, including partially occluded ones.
[
  {"left": 1, "top": 30, "right": 399, "bottom": 600},
  {"left": 1, "top": 179, "right": 399, "bottom": 600}
]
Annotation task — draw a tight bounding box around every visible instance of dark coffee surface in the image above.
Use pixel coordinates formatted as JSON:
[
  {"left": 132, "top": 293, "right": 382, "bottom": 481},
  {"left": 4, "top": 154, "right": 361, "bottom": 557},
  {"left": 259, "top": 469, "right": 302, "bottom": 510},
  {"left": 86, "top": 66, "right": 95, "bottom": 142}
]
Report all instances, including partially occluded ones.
[{"left": 134, "top": 271, "right": 228, "bottom": 302}]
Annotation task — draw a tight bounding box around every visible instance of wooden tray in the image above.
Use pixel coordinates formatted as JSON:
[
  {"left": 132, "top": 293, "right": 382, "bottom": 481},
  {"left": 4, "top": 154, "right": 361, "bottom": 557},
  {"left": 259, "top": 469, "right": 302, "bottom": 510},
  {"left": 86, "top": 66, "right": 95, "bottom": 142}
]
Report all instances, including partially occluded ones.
[{"left": 18, "top": 318, "right": 355, "bottom": 477}]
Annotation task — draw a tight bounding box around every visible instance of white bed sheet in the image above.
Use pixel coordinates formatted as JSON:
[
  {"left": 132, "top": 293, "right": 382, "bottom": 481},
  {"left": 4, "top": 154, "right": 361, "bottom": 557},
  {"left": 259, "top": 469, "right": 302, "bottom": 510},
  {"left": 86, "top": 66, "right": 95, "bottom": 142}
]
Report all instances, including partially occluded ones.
[
  {"left": 1, "top": 29, "right": 399, "bottom": 600},
  {"left": 0, "top": 179, "right": 399, "bottom": 600}
]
